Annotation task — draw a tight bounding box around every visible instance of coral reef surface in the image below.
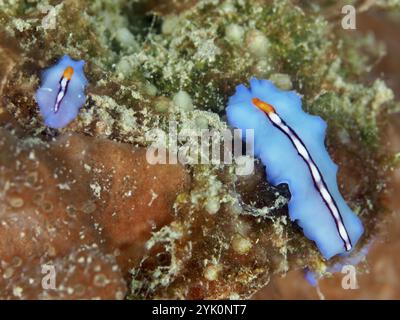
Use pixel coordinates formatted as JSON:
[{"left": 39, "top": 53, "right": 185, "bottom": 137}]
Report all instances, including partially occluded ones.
[{"left": 0, "top": 0, "right": 399, "bottom": 299}]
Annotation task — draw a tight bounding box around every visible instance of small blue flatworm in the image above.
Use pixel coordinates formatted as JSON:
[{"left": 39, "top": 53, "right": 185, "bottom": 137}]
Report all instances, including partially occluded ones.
[
  {"left": 226, "top": 77, "right": 364, "bottom": 259},
  {"left": 35, "top": 55, "right": 88, "bottom": 129}
]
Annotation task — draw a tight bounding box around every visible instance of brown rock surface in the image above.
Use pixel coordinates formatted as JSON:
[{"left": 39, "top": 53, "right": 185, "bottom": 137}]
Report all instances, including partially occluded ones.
[{"left": 0, "top": 129, "right": 189, "bottom": 299}]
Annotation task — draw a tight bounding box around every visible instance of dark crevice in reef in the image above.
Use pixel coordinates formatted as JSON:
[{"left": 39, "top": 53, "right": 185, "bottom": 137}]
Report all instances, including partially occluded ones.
[
  {"left": 235, "top": 160, "right": 291, "bottom": 211},
  {"left": 122, "top": 2, "right": 163, "bottom": 39}
]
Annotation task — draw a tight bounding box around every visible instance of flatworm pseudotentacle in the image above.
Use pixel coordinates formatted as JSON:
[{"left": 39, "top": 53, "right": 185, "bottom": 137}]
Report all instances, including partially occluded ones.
[
  {"left": 35, "top": 55, "right": 88, "bottom": 129},
  {"left": 226, "top": 77, "right": 364, "bottom": 259}
]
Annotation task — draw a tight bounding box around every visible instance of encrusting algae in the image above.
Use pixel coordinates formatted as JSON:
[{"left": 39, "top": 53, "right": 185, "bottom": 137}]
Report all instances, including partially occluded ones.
[{"left": 0, "top": 0, "right": 399, "bottom": 299}]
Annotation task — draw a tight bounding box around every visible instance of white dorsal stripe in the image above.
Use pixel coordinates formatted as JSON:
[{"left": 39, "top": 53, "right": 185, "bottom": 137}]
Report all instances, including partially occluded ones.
[
  {"left": 54, "top": 76, "right": 70, "bottom": 113},
  {"left": 266, "top": 110, "right": 352, "bottom": 251}
]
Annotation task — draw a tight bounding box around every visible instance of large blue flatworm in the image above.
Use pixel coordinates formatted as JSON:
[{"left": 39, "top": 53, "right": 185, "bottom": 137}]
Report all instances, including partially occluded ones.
[{"left": 226, "top": 77, "right": 364, "bottom": 259}]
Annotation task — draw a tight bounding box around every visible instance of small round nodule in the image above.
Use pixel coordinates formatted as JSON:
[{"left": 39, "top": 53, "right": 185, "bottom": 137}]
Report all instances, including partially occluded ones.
[
  {"left": 269, "top": 73, "right": 293, "bottom": 90},
  {"left": 172, "top": 90, "right": 194, "bottom": 111},
  {"left": 245, "top": 30, "right": 270, "bottom": 58},
  {"left": 204, "top": 264, "right": 223, "bottom": 281},
  {"left": 154, "top": 96, "right": 172, "bottom": 113},
  {"left": 231, "top": 234, "right": 252, "bottom": 255},
  {"left": 225, "top": 24, "right": 245, "bottom": 43}
]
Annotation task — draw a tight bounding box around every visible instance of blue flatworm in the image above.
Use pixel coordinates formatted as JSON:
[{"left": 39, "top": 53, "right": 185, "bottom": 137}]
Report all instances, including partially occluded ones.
[
  {"left": 35, "top": 55, "right": 88, "bottom": 129},
  {"left": 226, "top": 77, "right": 364, "bottom": 259}
]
